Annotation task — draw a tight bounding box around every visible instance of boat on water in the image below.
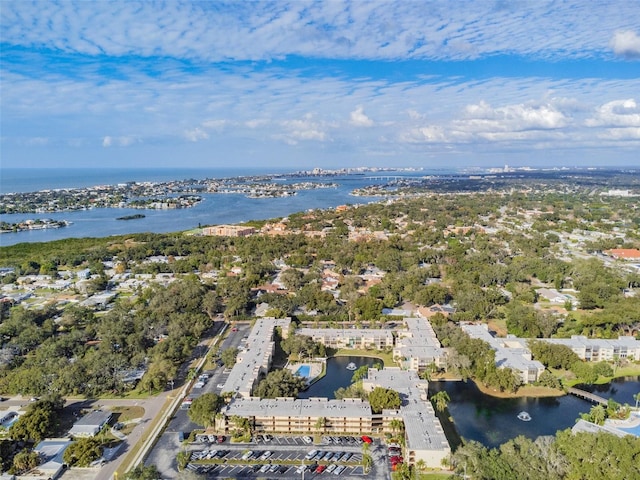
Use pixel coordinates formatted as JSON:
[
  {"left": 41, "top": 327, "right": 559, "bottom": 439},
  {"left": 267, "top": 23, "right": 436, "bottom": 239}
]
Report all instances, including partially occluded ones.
[
  {"left": 517, "top": 411, "right": 532, "bottom": 422},
  {"left": 346, "top": 362, "right": 357, "bottom": 371}
]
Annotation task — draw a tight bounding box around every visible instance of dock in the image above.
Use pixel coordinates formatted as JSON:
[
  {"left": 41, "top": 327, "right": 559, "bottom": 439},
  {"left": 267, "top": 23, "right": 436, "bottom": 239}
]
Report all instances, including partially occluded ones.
[{"left": 568, "top": 387, "right": 608, "bottom": 405}]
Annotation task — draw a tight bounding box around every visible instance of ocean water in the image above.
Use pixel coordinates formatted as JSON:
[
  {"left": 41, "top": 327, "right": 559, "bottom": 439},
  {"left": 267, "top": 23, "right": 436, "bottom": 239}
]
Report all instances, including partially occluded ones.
[
  {"left": 1, "top": 167, "right": 429, "bottom": 246},
  {"left": 0, "top": 167, "right": 290, "bottom": 194}
]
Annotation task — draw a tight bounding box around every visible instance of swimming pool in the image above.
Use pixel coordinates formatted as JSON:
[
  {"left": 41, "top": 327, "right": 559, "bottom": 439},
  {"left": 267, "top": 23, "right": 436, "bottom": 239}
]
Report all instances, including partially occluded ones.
[
  {"left": 295, "top": 365, "right": 311, "bottom": 378},
  {"left": 618, "top": 424, "right": 640, "bottom": 437}
]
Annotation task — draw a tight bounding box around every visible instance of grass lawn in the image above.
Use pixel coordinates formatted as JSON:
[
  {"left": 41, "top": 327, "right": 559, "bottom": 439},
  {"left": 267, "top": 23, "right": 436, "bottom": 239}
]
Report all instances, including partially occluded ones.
[
  {"left": 333, "top": 348, "right": 396, "bottom": 366},
  {"left": 109, "top": 405, "right": 145, "bottom": 422}
]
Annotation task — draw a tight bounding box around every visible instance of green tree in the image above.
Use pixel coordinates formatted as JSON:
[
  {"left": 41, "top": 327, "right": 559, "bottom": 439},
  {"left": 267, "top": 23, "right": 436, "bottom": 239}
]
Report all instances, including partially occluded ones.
[
  {"left": 125, "top": 464, "right": 161, "bottom": 480},
  {"left": 9, "top": 396, "right": 64, "bottom": 442},
  {"left": 220, "top": 347, "right": 239, "bottom": 367},
  {"left": 188, "top": 393, "right": 223, "bottom": 428},
  {"left": 12, "top": 450, "right": 40, "bottom": 474},
  {"left": 368, "top": 387, "right": 401, "bottom": 414},
  {"left": 431, "top": 390, "right": 451, "bottom": 413},
  {"left": 63, "top": 437, "right": 103, "bottom": 467},
  {"left": 253, "top": 368, "right": 306, "bottom": 398},
  {"left": 351, "top": 365, "right": 370, "bottom": 383}
]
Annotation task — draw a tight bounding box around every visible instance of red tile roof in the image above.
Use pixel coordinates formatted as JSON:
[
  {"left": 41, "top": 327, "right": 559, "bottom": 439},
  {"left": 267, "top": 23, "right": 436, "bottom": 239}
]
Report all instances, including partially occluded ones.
[{"left": 604, "top": 248, "right": 640, "bottom": 260}]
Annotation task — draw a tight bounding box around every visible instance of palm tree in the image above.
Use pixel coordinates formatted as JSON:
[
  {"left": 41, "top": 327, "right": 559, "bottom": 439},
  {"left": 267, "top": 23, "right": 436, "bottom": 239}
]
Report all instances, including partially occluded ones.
[
  {"left": 389, "top": 418, "right": 404, "bottom": 438},
  {"left": 431, "top": 390, "right": 451, "bottom": 413},
  {"left": 314, "top": 416, "right": 326, "bottom": 435},
  {"left": 590, "top": 404, "right": 606, "bottom": 425},
  {"left": 634, "top": 392, "right": 640, "bottom": 409},
  {"left": 361, "top": 453, "right": 373, "bottom": 474}
]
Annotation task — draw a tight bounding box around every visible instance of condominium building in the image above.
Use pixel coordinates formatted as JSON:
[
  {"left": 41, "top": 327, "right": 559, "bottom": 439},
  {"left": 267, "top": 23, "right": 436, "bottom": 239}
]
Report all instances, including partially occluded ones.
[
  {"left": 544, "top": 335, "right": 640, "bottom": 362},
  {"left": 460, "top": 323, "right": 545, "bottom": 384},
  {"left": 296, "top": 327, "right": 394, "bottom": 350},
  {"left": 362, "top": 368, "right": 450, "bottom": 468},
  {"left": 219, "top": 317, "right": 291, "bottom": 398},
  {"left": 202, "top": 225, "right": 255, "bottom": 237},
  {"left": 217, "top": 368, "right": 450, "bottom": 469},
  {"left": 394, "top": 318, "right": 447, "bottom": 371}
]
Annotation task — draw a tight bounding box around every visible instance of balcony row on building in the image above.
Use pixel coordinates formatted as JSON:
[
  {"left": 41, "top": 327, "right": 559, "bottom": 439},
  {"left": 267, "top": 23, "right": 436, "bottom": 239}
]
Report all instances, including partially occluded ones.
[
  {"left": 460, "top": 323, "right": 640, "bottom": 384},
  {"left": 216, "top": 318, "right": 451, "bottom": 469}
]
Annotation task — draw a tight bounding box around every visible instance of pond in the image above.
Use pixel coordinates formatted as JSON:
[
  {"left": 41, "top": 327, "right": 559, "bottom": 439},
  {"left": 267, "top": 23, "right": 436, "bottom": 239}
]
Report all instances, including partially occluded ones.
[
  {"left": 428, "top": 376, "right": 640, "bottom": 449},
  {"left": 297, "top": 356, "right": 382, "bottom": 399}
]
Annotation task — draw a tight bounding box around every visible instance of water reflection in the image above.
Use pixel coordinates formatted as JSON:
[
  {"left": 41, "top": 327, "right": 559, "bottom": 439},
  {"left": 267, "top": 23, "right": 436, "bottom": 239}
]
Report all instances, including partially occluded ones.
[
  {"left": 297, "top": 356, "right": 382, "bottom": 399},
  {"left": 429, "top": 376, "right": 640, "bottom": 449}
]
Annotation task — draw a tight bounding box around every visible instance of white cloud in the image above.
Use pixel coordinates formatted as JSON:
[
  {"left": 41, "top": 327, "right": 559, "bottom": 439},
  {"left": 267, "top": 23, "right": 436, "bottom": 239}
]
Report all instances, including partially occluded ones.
[
  {"left": 599, "top": 127, "right": 640, "bottom": 140},
  {"left": 3, "top": 1, "right": 638, "bottom": 61},
  {"left": 102, "top": 135, "right": 138, "bottom": 147},
  {"left": 350, "top": 106, "right": 374, "bottom": 127},
  {"left": 184, "top": 128, "right": 209, "bottom": 142},
  {"left": 610, "top": 30, "right": 640, "bottom": 59},
  {"left": 275, "top": 115, "right": 331, "bottom": 144},
  {"left": 585, "top": 99, "right": 640, "bottom": 127},
  {"left": 462, "top": 101, "right": 568, "bottom": 131}
]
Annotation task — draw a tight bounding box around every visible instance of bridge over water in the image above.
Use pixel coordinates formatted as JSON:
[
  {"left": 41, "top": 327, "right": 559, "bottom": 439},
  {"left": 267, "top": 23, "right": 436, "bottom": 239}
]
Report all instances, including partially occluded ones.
[{"left": 568, "top": 387, "right": 608, "bottom": 405}]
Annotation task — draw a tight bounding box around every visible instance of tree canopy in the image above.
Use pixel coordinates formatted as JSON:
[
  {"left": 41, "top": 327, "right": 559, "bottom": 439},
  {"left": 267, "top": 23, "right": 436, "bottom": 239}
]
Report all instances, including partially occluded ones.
[{"left": 253, "top": 368, "right": 306, "bottom": 398}]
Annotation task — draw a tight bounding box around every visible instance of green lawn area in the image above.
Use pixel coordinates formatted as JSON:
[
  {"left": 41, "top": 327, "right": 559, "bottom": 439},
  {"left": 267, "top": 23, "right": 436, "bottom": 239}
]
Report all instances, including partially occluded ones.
[{"left": 333, "top": 348, "right": 396, "bottom": 366}]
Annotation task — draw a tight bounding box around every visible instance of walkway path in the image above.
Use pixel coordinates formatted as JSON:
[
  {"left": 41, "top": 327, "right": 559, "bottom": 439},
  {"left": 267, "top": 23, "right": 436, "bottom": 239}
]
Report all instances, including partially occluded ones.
[{"left": 568, "top": 387, "right": 608, "bottom": 405}]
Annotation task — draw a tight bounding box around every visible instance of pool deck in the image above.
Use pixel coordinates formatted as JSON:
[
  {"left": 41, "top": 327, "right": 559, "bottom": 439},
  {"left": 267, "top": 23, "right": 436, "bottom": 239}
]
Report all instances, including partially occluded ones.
[
  {"left": 287, "top": 360, "right": 324, "bottom": 384},
  {"left": 605, "top": 410, "right": 640, "bottom": 436}
]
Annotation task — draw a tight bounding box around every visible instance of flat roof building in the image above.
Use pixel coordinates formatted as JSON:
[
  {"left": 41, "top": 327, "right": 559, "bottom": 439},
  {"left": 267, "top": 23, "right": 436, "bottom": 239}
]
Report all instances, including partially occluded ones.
[
  {"left": 544, "top": 335, "right": 640, "bottom": 362},
  {"left": 460, "top": 323, "right": 545, "bottom": 384},
  {"left": 68, "top": 410, "right": 112, "bottom": 437},
  {"left": 295, "top": 327, "right": 394, "bottom": 350},
  {"left": 220, "top": 317, "right": 291, "bottom": 398},
  {"left": 394, "top": 318, "right": 446, "bottom": 371}
]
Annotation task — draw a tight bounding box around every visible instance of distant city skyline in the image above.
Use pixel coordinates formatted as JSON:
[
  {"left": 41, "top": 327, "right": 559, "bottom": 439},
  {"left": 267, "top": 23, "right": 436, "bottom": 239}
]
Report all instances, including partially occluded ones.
[{"left": 1, "top": 1, "right": 639, "bottom": 169}]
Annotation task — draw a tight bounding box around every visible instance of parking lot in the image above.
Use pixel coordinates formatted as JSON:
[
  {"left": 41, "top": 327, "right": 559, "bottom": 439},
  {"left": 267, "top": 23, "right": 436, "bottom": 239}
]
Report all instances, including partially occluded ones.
[{"left": 184, "top": 434, "right": 382, "bottom": 479}]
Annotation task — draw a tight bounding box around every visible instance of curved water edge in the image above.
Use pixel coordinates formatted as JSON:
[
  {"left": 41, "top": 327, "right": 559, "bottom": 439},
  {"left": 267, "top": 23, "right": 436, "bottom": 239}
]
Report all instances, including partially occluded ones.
[
  {"left": 297, "top": 355, "right": 382, "bottom": 400},
  {"left": 429, "top": 375, "right": 640, "bottom": 449}
]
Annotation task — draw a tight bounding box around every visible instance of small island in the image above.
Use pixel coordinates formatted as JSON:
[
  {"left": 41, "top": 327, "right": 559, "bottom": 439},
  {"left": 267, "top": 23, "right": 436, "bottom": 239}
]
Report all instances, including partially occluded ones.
[{"left": 116, "top": 214, "right": 146, "bottom": 221}]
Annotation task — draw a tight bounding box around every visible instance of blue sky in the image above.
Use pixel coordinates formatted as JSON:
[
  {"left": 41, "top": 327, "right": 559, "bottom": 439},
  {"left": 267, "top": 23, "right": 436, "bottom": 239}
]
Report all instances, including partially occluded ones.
[{"left": 1, "top": 1, "right": 639, "bottom": 170}]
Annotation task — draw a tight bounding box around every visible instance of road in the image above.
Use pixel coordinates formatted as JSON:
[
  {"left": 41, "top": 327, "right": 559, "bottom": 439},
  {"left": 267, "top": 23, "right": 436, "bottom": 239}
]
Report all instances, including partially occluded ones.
[{"left": 145, "top": 322, "right": 252, "bottom": 477}]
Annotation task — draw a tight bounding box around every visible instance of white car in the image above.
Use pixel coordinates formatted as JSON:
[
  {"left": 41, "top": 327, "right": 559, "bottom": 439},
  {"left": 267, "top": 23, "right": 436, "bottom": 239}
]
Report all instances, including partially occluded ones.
[
  {"left": 302, "top": 435, "right": 313, "bottom": 444},
  {"left": 259, "top": 451, "right": 272, "bottom": 460}
]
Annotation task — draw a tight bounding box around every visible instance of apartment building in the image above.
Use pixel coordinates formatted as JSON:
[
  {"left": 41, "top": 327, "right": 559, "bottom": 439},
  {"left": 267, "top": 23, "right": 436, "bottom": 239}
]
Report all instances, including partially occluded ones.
[
  {"left": 460, "top": 323, "right": 545, "bottom": 384},
  {"left": 394, "top": 318, "right": 447, "bottom": 371},
  {"left": 202, "top": 225, "right": 255, "bottom": 237},
  {"left": 544, "top": 335, "right": 640, "bottom": 362},
  {"left": 296, "top": 327, "right": 394, "bottom": 350}
]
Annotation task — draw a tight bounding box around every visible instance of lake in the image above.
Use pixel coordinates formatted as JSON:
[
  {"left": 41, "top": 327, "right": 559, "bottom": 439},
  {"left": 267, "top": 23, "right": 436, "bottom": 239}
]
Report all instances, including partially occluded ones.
[
  {"left": 428, "top": 376, "right": 640, "bottom": 449},
  {"left": 298, "top": 356, "right": 382, "bottom": 400}
]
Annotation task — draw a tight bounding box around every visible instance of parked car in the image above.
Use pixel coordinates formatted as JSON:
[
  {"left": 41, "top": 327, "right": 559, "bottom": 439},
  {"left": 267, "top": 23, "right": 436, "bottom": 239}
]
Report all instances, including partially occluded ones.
[
  {"left": 334, "top": 465, "right": 346, "bottom": 475},
  {"left": 315, "top": 465, "right": 326, "bottom": 474},
  {"left": 241, "top": 451, "right": 253, "bottom": 460},
  {"left": 305, "top": 450, "right": 318, "bottom": 460},
  {"left": 361, "top": 435, "right": 373, "bottom": 444},
  {"left": 259, "top": 451, "right": 272, "bottom": 460},
  {"left": 302, "top": 435, "right": 313, "bottom": 444},
  {"left": 217, "top": 435, "right": 225, "bottom": 444}
]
